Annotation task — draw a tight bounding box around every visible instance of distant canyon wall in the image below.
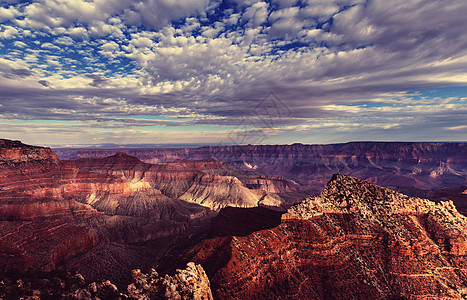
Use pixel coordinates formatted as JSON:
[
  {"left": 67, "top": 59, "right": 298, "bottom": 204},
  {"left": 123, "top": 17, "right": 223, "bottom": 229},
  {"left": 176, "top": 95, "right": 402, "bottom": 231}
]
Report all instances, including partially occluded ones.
[{"left": 55, "top": 142, "right": 467, "bottom": 193}]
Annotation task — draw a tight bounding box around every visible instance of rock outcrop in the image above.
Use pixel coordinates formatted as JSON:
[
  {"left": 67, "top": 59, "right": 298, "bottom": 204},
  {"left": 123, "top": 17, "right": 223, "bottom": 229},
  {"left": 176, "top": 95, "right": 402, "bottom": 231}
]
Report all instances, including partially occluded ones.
[
  {"left": 0, "top": 262, "right": 213, "bottom": 300},
  {"left": 0, "top": 139, "right": 57, "bottom": 162},
  {"left": 128, "top": 262, "right": 213, "bottom": 300},
  {"left": 181, "top": 174, "right": 467, "bottom": 299}
]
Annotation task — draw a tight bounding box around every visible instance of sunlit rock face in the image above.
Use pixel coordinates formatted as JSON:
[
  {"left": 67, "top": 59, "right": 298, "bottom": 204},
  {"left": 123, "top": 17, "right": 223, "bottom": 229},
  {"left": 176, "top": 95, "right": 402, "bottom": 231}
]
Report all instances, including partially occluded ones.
[
  {"left": 0, "top": 139, "right": 304, "bottom": 283},
  {"left": 75, "top": 153, "right": 304, "bottom": 211},
  {"left": 54, "top": 142, "right": 467, "bottom": 198},
  {"left": 181, "top": 174, "right": 467, "bottom": 299},
  {"left": 0, "top": 140, "right": 208, "bottom": 282}
]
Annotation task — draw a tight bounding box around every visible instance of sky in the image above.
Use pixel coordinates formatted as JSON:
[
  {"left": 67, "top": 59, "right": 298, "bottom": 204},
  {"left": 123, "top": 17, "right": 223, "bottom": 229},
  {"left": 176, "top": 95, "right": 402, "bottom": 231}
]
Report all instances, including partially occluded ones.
[{"left": 0, "top": 0, "right": 466, "bottom": 146}]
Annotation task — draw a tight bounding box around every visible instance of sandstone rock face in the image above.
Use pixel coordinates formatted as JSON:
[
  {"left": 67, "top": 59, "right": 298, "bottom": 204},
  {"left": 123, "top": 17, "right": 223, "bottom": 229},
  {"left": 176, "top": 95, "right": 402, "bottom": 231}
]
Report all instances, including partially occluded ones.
[
  {"left": 0, "top": 139, "right": 303, "bottom": 284},
  {"left": 0, "top": 140, "right": 209, "bottom": 282},
  {"left": 128, "top": 263, "right": 213, "bottom": 300},
  {"left": 182, "top": 174, "right": 467, "bottom": 299},
  {"left": 75, "top": 153, "right": 304, "bottom": 211},
  {"left": 54, "top": 142, "right": 467, "bottom": 196}
]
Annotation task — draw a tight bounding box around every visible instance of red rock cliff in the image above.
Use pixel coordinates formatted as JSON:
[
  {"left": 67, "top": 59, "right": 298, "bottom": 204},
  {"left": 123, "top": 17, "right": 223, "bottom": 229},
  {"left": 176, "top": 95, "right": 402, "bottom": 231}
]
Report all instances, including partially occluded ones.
[
  {"left": 54, "top": 142, "right": 467, "bottom": 202},
  {"left": 0, "top": 140, "right": 207, "bottom": 281},
  {"left": 75, "top": 153, "right": 304, "bottom": 211},
  {"left": 181, "top": 174, "right": 467, "bottom": 299}
]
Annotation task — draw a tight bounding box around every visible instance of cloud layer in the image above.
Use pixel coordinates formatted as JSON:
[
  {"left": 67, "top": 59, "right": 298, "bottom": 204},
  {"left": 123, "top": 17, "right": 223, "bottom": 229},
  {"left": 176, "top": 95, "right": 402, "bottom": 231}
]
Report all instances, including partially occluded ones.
[{"left": 0, "top": 0, "right": 466, "bottom": 145}]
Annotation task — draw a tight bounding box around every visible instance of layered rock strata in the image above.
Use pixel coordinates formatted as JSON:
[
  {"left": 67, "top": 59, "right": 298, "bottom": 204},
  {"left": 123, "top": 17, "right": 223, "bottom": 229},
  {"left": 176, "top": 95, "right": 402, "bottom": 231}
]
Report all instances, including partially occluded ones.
[
  {"left": 0, "top": 139, "right": 303, "bottom": 284},
  {"left": 55, "top": 142, "right": 467, "bottom": 195},
  {"left": 0, "top": 140, "right": 208, "bottom": 282},
  {"left": 75, "top": 153, "right": 303, "bottom": 211},
  {"left": 181, "top": 174, "right": 467, "bottom": 299}
]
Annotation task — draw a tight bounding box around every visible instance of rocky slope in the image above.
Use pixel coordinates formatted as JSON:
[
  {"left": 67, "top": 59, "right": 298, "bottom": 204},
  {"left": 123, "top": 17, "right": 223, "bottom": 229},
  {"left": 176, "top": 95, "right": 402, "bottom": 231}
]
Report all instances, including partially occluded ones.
[
  {"left": 0, "top": 262, "right": 213, "bottom": 299},
  {"left": 0, "top": 139, "right": 210, "bottom": 284},
  {"left": 75, "top": 153, "right": 304, "bottom": 211},
  {"left": 0, "top": 138, "right": 303, "bottom": 284},
  {"left": 54, "top": 142, "right": 467, "bottom": 198},
  {"left": 179, "top": 174, "right": 467, "bottom": 299}
]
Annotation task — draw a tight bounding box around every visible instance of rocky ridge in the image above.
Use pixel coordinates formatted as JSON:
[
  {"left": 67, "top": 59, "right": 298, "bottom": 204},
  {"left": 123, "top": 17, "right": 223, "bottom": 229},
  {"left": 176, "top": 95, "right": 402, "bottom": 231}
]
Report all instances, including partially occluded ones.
[
  {"left": 286, "top": 174, "right": 467, "bottom": 227},
  {"left": 181, "top": 174, "right": 467, "bottom": 299}
]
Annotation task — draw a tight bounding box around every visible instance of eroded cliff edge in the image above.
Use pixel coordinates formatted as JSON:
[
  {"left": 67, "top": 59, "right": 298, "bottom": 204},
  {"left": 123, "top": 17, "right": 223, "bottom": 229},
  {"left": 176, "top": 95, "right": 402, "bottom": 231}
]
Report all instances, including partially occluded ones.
[
  {"left": 0, "top": 138, "right": 303, "bottom": 284},
  {"left": 182, "top": 174, "right": 467, "bottom": 299}
]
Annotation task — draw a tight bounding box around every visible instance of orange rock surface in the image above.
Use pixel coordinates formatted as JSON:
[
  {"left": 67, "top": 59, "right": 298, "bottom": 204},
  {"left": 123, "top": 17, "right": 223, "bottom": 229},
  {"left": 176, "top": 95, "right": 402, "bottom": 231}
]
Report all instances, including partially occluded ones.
[
  {"left": 182, "top": 174, "right": 467, "bottom": 299},
  {"left": 0, "top": 139, "right": 303, "bottom": 284}
]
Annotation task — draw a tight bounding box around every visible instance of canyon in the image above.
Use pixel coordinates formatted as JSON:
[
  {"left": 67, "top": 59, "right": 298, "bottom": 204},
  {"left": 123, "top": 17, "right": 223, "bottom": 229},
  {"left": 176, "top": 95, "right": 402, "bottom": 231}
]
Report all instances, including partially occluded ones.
[
  {"left": 1, "top": 138, "right": 466, "bottom": 299},
  {"left": 55, "top": 142, "right": 467, "bottom": 197},
  {"left": 2, "top": 170, "right": 466, "bottom": 299},
  {"left": 74, "top": 152, "right": 303, "bottom": 211},
  {"left": 0, "top": 138, "right": 302, "bottom": 285}
]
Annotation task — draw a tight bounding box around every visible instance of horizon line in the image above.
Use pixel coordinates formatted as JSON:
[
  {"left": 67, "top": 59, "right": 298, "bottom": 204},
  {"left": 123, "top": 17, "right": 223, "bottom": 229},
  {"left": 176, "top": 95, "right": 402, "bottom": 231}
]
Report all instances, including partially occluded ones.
[{"left": 46, "top": 140, "right": 467, "bottom": 149}]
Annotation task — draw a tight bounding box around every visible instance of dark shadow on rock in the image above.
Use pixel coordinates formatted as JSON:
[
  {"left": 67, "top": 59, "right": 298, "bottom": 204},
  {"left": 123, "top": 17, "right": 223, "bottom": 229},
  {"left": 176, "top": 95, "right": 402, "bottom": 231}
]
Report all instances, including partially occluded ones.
[{"left": 211, "top": 206, "right": 284, "bottom": 237}]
